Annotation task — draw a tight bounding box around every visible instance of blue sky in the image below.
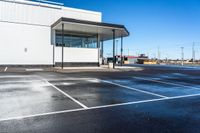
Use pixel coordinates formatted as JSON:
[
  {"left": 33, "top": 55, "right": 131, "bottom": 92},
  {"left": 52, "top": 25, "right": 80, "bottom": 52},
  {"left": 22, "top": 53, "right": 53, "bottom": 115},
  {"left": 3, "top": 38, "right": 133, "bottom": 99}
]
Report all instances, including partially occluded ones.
[{"left": 54, "top": 0, "right": 200, "bottom": 59}]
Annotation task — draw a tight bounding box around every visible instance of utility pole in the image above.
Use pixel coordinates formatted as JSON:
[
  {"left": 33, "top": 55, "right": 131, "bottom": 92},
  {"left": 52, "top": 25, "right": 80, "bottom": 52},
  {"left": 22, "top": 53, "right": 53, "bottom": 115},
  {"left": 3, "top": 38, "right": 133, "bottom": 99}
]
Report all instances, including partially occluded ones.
[
  {"left": 192, "top": 42, "right": 195, "bottom": 63},
  {"left": 157, "top": 47, "right": 160, "bottom": 63},
  {"left": 181, "top": 47, "right": 184, "bottom": 66}
]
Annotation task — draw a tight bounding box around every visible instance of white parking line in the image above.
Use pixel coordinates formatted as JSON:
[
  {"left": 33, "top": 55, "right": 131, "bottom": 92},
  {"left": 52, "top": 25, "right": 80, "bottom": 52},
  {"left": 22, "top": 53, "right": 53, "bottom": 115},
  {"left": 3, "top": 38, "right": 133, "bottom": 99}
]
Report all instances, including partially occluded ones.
[
  {"left": 133, "top": 77, "right": 200, "bottom": 90},
  {"left": 0, "top": 77, "right": 81, "bottom": 85},
  {"left": 1, "top": 92, "right": 200, "bottom": 122},
  {"left": 4, "top": 67, "right": 7, "bottom": 72},
  {"left": 0, "top": 77, "right": 98, "bottom": 84},
  {"left": 47, "top": 78, "right": 98, "bottom": 81},
  {"left": 102, "top": 80, "right": 168, "bottom": 98},
  {"left": 26, "top": 69, "right": 43, "bottom": 71},
  {"left": 0, "top": 80, "right": 43, "bottom": 84},
  {"left": 0, "top": 75, "right": 35, "bottom": 78},
  {"left": 43, "top": 79, "right": 88, "bottom": 109},
  {"left": 0, "top": 108, "right": 85, "bottom": 122}
]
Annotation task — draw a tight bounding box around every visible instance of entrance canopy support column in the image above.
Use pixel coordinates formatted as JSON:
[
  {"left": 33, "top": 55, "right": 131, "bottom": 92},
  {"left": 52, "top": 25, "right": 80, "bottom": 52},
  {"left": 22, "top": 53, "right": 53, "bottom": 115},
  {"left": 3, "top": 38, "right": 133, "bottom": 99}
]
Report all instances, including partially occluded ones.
[
  {"left": 101, "top": 41, "right": 104, "bottom": 65},
  {"left": 52, "top": 29, "right": 55, "bottom": 67},
  {"left": 113, "top": 29, "right": 116, "bottom": 69},
  {"left": 97, "top": 34, "right": 100, "bottom": 67},
  {"left": 121, "top": 36, "right": 123, "bottom": 66},
  {"left": 61, "top": 23, "right": 64, "bottom": 69}
]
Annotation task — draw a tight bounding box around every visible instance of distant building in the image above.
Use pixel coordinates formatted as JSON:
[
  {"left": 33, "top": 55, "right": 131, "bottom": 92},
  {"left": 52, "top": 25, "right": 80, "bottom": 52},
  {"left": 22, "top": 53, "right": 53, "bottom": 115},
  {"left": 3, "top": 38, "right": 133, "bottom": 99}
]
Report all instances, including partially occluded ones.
[
  {"left": 123, "top": 56, "right": 138, "bottom": 64},
  {"left": 137, "top": 54, "right": 149, "bottom": 64},
  {"left": 107, "top": 55, "right": 138, "bottom": 64}
]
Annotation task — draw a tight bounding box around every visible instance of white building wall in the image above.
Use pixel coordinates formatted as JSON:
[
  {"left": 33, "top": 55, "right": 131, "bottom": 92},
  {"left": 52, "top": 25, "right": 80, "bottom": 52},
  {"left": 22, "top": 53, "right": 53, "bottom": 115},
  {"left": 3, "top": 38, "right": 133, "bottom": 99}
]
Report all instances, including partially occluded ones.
[
  {"left": 0, "top": 0, "right": 101, "bottom": 65},
  {"left": 0, "top": 21, "right": 52, "bottom": 65},
  {"left": 55, "top": 47, "right": 98, "bottom": 63},
  {"left": 0, "top": 0, "right": 102, "bottom": 26}
]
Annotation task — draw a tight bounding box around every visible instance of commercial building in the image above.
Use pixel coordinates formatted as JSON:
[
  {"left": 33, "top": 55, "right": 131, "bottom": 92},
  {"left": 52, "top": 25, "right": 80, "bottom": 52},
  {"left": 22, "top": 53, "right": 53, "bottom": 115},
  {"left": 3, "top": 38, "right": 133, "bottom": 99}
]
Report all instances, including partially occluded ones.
[{"left": 0, "top": 0, "right": 129, "bottom": 68}]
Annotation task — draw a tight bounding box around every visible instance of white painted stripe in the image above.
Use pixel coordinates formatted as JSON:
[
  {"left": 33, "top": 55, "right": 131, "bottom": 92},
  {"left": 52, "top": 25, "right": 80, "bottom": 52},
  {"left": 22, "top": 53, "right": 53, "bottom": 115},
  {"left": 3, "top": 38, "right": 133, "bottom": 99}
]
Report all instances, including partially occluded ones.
[
  {"left": 133, "top": 77, "right": 200, "bottom": 90},
  {"left": 0, "top": 76, "right": 96, "bottom": 80},
  {"left": 0, "top": 108, "right": 85, "bottom": 122},
  {"left": 33, "top": 76, "right": 98, "bottom": 81},
  {"left": 47, "top": 78, "right": 98, "bottom": 81},
  {"left": 4, "top": 67, "right": 7, "bottom": 72},
  {"left": 26, "top": 69, "right": 44, "bottom": 71},
  {"left": 102, "top": 80, "right": 168, "bottom": 98},
  {"left": 43, "top": 79, "right": 88, "bottom": 109},
  {"left": 0, "top": 80, "right": 43, "bottom": 84},
  {"left": 0, "top": 75, "right": 34, "bottom": 78},
  {"left": 1, "top": 93, "right": 200, "bottom": 122},
  {"left": 0, "top": 78, "right": 98, "bottom": 84}
]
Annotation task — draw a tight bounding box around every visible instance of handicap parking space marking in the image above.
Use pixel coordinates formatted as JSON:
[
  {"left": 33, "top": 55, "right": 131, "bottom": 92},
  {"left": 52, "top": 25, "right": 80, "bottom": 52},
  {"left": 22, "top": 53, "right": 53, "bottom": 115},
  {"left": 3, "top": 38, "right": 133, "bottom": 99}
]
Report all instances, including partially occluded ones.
[
  {"left": 1, "top": 92, "right": 200, "bottom": 123},
  {"left": 102, "top": 80, "right": 168, "bottom": 98},
  {"left": 133, "top": 76, "right": 200, "bottom": 90}
]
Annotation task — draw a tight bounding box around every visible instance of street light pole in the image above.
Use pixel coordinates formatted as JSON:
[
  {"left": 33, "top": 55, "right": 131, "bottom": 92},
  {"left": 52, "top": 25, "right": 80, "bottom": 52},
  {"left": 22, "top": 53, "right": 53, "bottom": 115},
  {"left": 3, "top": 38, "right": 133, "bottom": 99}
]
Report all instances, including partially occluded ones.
[
  {"left": 120, "top": 36, "right": 123, "bottom": 66},
  {"left": 181, "top": 47, "right": 184, "bottom": 66},
  {"left": 192, "top": 42, "right": 195, "bottom": 64},
  {"left": 112, "top": 30, "right": 116, "bottom": 69}
]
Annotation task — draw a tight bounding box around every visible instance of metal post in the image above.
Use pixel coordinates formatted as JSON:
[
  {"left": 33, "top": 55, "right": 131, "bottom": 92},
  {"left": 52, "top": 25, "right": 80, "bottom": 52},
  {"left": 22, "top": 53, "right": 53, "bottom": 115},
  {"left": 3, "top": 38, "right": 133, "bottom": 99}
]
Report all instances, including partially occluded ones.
[
  {"left": 61, "top": 23, "right": 64, "bottom": 69},
  {"left": 116, "top": 40, "right": 118, "bottom": 56},
  {"left": 181, "top": 47, "right": 184, "bottom": 66},
  {"left": 52, "top": 29, "right": 55, "bottom": 67},
  {"left": 121, "top": 36, "right": 123, "bottom": 66},
  {"left": 157, "top": 46, "right": 160, "bottom": 63},
  {"left": 53, "top": 43, "right": 55, "bottom": 67},
  {"left": 101, "top": 41, "right": 104, "bottom": 65},
  {"left": 112, "top": 30, "right": 116, "bottom": 69},
  {"left": 97, "top": 34, "right": 100, "bottom": 67},
  {"left": 192, "top": 42, "right": 195, "bottom": 64}
]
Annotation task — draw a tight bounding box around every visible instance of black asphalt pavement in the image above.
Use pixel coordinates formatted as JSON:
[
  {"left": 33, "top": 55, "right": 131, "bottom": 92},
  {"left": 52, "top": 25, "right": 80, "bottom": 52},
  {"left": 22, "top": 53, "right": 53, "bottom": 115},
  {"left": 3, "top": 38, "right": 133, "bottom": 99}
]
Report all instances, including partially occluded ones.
[{"left": 0, "top": 65, "right": 200, "bottom": 133}]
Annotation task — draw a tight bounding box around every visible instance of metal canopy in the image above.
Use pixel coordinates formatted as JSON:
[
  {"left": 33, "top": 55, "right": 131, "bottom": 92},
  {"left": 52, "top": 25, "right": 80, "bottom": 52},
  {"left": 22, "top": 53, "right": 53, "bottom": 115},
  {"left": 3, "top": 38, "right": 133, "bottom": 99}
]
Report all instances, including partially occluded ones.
[{"left": 51, "top": 17, "right": 129, "bottom": 41}]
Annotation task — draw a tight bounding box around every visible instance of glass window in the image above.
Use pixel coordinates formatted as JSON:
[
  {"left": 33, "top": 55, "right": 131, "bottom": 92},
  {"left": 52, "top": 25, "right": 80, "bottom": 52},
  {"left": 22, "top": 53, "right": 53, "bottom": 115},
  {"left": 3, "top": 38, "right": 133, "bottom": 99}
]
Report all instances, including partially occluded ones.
[{"left": 55, "top": 31, "right": 97, "bottom": 48}]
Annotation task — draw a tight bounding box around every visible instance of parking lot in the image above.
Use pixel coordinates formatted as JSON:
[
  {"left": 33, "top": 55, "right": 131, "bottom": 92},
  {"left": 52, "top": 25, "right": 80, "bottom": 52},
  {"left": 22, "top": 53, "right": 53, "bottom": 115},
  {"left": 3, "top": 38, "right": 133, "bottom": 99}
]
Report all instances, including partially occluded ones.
[{"left": 0, "top": 65, "right": 200, "bottom": 133}]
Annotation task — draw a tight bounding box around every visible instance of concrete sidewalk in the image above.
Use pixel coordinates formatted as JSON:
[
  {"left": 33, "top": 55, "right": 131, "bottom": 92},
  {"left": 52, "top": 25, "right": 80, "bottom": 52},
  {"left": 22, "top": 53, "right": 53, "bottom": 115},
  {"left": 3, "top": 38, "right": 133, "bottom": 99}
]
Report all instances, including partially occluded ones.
[{"left": 0, "top": 65, "right": 144, "bottom": 73}]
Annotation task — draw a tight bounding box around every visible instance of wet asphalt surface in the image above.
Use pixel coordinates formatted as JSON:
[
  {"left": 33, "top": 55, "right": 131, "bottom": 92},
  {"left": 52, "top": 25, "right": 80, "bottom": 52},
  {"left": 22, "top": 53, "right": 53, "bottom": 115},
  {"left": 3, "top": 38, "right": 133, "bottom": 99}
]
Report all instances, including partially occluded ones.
[{"left": 0, "top": 65, "right": 200, "bottom": 133}]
